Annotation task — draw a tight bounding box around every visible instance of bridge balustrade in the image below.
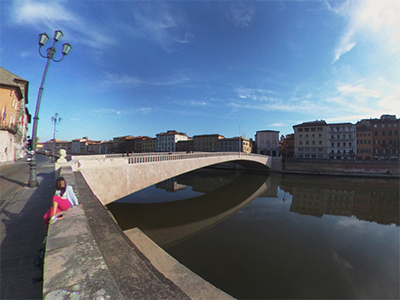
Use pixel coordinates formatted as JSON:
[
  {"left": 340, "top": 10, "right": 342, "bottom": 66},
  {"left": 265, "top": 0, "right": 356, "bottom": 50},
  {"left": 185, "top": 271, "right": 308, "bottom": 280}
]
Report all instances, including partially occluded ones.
[{"left": 126, "top": 152, "right": 264, "bottom": 165}]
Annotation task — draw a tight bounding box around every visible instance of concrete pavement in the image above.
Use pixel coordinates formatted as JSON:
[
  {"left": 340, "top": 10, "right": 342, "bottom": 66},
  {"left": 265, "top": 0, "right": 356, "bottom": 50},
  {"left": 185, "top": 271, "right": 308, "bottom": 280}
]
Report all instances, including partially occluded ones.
[{"left": 1, "top": 158, "right": 56, "bottom": 299}]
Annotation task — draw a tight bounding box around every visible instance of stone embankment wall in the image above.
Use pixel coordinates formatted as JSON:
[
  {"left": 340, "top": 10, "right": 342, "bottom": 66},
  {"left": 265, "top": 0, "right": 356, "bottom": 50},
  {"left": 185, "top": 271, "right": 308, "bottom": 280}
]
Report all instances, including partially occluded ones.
[
  {"left": 283, "top": 158, "right": 399, "bottom": 176},
  {"left": 43, "top": 165, "right": 234, "bottom": 299}
]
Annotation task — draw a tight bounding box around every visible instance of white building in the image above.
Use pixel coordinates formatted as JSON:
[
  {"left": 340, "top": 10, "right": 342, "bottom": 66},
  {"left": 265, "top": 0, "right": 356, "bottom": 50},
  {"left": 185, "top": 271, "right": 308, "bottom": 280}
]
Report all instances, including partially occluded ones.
[
  {"left": 327, "top": 123, "right": 356, "bottom": 159},
  {"left": 156, "top": 130, "right": 189, "bottom": 152},
  {"left": 255, "top": 130, "right": 280, "bottom": 156}
]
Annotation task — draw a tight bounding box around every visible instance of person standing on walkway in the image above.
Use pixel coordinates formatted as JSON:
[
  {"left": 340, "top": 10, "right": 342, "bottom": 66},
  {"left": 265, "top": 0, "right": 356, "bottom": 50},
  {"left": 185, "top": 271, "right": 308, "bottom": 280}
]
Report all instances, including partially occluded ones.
[{"left": 43, "top": 177, "right": 79, "bottom": 224}]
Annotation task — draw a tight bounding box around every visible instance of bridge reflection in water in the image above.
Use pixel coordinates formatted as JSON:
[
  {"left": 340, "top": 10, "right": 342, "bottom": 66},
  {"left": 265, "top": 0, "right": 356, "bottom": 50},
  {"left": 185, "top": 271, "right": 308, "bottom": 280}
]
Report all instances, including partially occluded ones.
[{"left": 107, "top": 171, "right": 272, "bottom": 248}]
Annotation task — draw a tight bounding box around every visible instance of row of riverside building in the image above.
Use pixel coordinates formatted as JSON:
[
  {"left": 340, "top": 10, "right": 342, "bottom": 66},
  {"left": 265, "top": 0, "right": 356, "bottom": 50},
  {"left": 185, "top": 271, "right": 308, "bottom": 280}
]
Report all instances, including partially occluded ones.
[
  {"left": 2, "top": 66, "right": 398, "bottom": 162},
  {"left": 37, "top": 114, "right": 399, "bottom": 161},
  {"left": 280, "top": 114, "right": 399, "bottom": 160},
  {"left": 38, "top": 130, "right": 278, "bottom": 156}
]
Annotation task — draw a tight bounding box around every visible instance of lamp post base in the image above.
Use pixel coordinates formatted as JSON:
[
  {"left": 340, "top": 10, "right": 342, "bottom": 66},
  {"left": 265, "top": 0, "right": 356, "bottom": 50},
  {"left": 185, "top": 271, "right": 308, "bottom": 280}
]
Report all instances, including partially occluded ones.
[{"left": 28, "top": 159, "right": 40, "bottom": 188}]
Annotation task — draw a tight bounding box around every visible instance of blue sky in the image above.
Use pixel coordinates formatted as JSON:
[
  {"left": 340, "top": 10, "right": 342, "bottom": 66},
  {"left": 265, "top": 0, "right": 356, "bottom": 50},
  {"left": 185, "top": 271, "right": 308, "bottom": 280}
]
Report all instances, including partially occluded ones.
[{"left": 1, "top": 0, "right": 399, "bottom": 142}]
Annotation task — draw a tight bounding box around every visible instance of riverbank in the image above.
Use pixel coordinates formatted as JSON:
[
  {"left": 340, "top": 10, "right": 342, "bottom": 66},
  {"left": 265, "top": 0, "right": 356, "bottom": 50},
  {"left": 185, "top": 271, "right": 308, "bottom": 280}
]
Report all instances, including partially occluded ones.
[{"left": 282, "top": 158, "right": 399, "bottom": 178}]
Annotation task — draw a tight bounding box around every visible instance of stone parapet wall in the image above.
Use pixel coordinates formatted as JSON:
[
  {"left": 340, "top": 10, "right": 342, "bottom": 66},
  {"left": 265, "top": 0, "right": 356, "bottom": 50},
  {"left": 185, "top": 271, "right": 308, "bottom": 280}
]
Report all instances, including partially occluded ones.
[
  {"left": 283, "top": 158, "right": 399, "bottom": 176},
  {"left": 43, "top": 165, "right": 234, "bottom": 299}
]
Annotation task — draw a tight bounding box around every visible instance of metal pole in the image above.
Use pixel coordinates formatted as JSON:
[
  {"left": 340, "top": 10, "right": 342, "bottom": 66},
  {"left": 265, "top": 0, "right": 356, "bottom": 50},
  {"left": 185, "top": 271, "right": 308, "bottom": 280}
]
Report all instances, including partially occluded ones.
[
  {"left": 51, "top": 113, "right": 60, "bottom": 162},
  {"left": 28, "top": 57, "right": 51, "bottom": 187}
]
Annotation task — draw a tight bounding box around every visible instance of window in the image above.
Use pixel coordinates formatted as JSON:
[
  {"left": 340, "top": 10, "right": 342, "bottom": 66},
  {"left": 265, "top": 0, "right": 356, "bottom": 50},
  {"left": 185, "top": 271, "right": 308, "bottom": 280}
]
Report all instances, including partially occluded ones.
[
  {"left": 319, "top": 141, "right": 322, "bottom": 145},
  {"left": 299, "top": 134, "right": 302, "bottom": 138},
  {"left": 299, "top": 141, "right": 302, "bottom": 145},
  {"left": 349, "top": 142, "right": 352, "bottom": 147},
  {"left": 382, "top": 124, "right": 385, "bottom": 128},
  {"left": 306, "top": 134, "right": 309, "bottom": 138},
  {"left": 312, "top": 141, "right": 315, "bottom": 145},
  {"left": 382, "top": 131, "right": 386, "bottom": 136},
  {"left": 375, "top": 131, "right": 378, "bottom": 136}
]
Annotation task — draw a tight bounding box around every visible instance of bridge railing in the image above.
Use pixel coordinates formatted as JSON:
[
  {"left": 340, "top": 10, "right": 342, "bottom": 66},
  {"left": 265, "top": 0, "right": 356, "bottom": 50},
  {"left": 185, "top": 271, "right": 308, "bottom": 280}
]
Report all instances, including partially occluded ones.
[{"left": 126, "top": 152, "right": 266, "bottom": 164}]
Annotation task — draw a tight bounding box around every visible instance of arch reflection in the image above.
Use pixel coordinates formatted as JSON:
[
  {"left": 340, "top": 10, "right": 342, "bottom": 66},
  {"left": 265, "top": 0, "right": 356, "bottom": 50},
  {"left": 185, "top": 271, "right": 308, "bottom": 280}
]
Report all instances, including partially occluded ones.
[{"left": 107, "top": 172, "right": 272, "bottom": 248}]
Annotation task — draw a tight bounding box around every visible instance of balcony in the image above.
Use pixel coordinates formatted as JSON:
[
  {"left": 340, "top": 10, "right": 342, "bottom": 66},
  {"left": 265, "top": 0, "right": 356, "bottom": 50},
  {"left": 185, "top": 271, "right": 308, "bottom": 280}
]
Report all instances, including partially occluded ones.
[{"left": 0, "top": 124, "right": 21, "bottom": 136}]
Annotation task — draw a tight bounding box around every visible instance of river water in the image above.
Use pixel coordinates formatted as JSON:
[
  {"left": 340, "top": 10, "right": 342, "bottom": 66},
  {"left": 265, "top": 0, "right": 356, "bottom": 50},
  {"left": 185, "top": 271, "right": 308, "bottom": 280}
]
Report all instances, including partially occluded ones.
[{"left": 107, "top": 168, "right": 399, "bottom": 299}]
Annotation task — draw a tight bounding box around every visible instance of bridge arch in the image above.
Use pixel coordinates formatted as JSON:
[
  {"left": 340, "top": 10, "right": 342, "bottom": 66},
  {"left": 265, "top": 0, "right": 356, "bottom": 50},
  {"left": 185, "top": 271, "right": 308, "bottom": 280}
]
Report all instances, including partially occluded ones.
[{"left": 71, "top": 152, "right": 279, "bottom": 205}]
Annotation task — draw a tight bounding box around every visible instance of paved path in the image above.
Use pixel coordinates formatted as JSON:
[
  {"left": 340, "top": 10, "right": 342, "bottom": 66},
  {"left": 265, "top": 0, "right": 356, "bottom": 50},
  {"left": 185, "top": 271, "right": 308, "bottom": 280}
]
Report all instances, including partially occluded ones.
[{"left": 1, "top": 156, "right": 55, "bottom": 299}]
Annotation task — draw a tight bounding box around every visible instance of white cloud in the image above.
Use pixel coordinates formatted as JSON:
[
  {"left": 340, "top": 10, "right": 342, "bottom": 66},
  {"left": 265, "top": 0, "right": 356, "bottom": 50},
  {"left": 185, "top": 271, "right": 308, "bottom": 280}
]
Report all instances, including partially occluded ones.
[
  {"left": 130, "top": 2, "right": 192, "bottom": 52},
  {"left": 15, "top": 1, "right": 76, "bottom": 25},
  {"left": 338, "top": 83, "right": 381, "bottom": 98},
  {"left": 378, "top": 84, "right": 400, "bottom": 114},
  {"left": 11, "top": 0, "right": 114, "bottom": 51},
  {"left": 103, "top": 72, "right": 191, "bottom": 87},
  {"left": 331, "top": 0, "right": 400, "bottom": 63},
  {"left": 228, "top": 2, "right": 255, "bottom": 28},
  {"left": 94, "top": 107, "right": 153, "bottom": 116}
]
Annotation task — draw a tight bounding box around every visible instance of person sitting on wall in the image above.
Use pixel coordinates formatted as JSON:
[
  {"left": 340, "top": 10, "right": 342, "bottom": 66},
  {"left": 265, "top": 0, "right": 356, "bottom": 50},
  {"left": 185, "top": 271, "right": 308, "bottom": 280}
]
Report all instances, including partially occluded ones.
[{"left": 43, "top": 177, "right": 79, "bottom": 224}]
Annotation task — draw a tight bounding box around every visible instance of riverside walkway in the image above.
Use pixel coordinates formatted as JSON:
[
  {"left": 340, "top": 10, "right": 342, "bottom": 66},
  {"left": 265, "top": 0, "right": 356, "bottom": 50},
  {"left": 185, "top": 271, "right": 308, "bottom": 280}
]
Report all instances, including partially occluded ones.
[{"left": 43, "top": 166, "right": 234, "bottom": 299}]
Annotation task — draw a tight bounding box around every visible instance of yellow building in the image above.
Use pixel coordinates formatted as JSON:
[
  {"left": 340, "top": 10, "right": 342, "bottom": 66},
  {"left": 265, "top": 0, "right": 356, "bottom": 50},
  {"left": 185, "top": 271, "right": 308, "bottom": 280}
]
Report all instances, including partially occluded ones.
[{"left": 0, "top": 67, "right": 31, "bottom": 163}]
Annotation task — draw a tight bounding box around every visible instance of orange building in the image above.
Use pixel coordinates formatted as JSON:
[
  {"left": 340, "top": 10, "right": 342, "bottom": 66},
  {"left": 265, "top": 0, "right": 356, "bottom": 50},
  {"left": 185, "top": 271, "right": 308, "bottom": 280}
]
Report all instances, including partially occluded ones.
[
  {"left": 357, "top": 115, "right": 399, "bottom": 160},
  {"left": 0, "top": 67, "right": 31, "bottom": 162}
]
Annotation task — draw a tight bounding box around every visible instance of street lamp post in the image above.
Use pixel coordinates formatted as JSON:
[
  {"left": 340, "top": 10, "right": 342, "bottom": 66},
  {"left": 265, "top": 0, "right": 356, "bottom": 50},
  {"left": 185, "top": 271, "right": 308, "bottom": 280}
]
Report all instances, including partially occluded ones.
[
  {"left": 28, "top": 30, "right": 72, "bottom": 187},
  {"left": 51, "top": 113, "right": 61, "bottom": 162}
]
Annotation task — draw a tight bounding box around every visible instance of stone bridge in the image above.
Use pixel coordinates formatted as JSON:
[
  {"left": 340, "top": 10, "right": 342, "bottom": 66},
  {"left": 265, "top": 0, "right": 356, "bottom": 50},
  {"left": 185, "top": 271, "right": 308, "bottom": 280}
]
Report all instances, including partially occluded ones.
[{"left": 65, "top": 152, "right": 281, "bottom": 205}]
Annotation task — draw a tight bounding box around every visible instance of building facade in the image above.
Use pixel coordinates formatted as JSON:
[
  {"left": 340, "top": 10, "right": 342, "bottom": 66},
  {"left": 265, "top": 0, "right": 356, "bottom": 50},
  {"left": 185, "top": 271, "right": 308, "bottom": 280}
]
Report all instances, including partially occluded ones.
[
  {"left": 142, "top": 138, "right": 156, "bottom": 152},
  {"left": 0, "top": 67, "right": 31, "bottom": 163},
  {"left": 193, "top": 134, "right": 225, "bottom": 152},
  {"left": 355, "top": 123, "right": 373, "bottom": 160},
  {"left": 176, "top": 139, "right": 194, "bottom": 152},
  {"left": 279, "top": 134, "right": 294, "bottom": 157},
  {"left": 370, "top": 115, "right": 399, "bottom": 159},
  {"left": 112, "top": 135, "right": 134, "bottom": 153},
  {"left": 156, "top": 130, "right": 189, "bottom": 152},
  {"left": 293, "top": 121, "right": 327, "bottom": 159},
  {"left": 42, "top": 139, "right": 72, "bottom": 155},
  {"left": 218, "top": 136, "right": 253, "bottom": 153},
  {"left": 327, "top": 123, "right": 357, "bottom": 160},
  {"left": 255, "top": 130, "right": 280, "bottom": 156}
]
